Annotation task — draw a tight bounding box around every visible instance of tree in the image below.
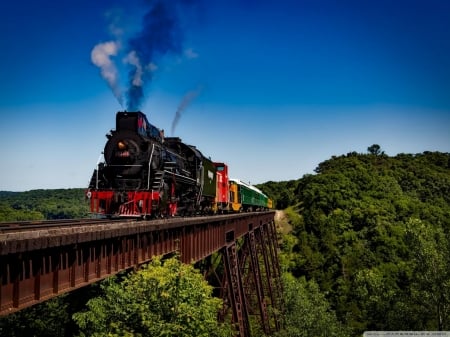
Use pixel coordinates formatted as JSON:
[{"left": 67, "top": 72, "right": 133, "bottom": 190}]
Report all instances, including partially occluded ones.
[
  {"left": 367, "top": 144, "right": 383, "bottom": 156},
  {"left": 274, "top": 273, "right": 350, "bottom": 337},
  {"left": 0, "top": 295, "right": 71, "bottom": 337},
  {"left": 73, "top": 256, "right": 234, "bottom": 337},
  {"left": 405, "top": 218, "right": 450, "bottom": 330}
]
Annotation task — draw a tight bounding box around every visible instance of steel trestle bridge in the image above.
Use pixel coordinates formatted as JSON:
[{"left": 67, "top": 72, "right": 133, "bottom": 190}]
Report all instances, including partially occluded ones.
[{"left": 0, "top": 212, "right": 283, "bottom": 336}]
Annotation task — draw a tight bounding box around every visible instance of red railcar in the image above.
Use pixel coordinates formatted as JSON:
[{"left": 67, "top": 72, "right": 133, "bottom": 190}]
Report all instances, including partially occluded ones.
[{"left": 213, "top": 162, "right": 230, "bottom": 213}]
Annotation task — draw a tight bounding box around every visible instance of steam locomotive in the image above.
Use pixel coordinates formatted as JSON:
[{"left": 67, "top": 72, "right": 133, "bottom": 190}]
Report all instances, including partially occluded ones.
[{"left": 86, "top": 111, "right": 272, "bottom": 218}]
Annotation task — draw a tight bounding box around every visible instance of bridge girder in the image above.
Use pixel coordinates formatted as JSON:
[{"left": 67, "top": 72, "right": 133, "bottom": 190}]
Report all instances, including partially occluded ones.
[{"left": 0, "top": 212, "right": 283, "bottom": 336}]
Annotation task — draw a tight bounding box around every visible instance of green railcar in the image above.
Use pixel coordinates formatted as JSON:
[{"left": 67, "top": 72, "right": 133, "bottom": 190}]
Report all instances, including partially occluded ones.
[
  {"left": 229, "top": 179, "right": 269, "bottom": 211},
  {"left": 200, "top": 157, "right": 217, "bottom": 198}
]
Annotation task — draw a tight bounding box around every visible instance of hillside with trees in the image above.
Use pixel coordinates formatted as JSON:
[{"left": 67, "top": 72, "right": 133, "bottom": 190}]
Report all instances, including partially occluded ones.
[
  {"left": 0, "top": 188, "right": 89, "bottom": 221},
  {"left": 259, "top": 147, "right": 450, "bottom": 334}
]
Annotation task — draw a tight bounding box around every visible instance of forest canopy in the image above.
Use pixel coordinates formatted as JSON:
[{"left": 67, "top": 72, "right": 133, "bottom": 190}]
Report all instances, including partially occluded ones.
[
  {"left": 259, "top": 148, "right": 450, "bottom": 333},
  {"left": 0, "top": 188, "right": 89, "bottom": 221}
]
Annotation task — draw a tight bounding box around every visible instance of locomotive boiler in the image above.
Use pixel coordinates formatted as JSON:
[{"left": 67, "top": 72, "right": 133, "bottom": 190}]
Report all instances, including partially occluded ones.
[{"left": 87, "top": 111, "right": 217, "bottom": 217}]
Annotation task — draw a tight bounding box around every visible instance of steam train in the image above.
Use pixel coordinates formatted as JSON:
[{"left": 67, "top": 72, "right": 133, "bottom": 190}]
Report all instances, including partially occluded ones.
[{"left": 86, "top": 111, "right": 272, "bottom": 218}]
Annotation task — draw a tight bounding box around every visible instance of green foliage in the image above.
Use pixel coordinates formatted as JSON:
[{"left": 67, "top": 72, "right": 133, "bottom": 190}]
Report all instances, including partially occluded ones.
[
  {"left": 274, "top": 273, "right": 350, "bottom": 337},
  {"left": 0, "top": 188, "right": 89, "bottom": 220},
  {"left": 276, "top": 150, "right": 450, "bottom": 334},
  {"left": 367, "top": 144, "right": 384, "bottom": 156},
  {"left": 404, "top": 218, "right": 450, "bottom": 330},
  {"left": 257, "top": 180, "right": 298, "bottom": 209},
  {"left": 73, "top": 256, "right": 234, "bottom": 337},
  {"left": 0, "top": 201, "right": 45, "bottom": 221},
  {"left": 0, "top": 295, "right": 71, "bottom": 337}
]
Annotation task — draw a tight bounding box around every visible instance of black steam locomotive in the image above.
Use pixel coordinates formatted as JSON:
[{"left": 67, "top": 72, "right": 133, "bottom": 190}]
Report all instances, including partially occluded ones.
[{"left": 87, "top": 111, "right": 218, "bottom": 217}]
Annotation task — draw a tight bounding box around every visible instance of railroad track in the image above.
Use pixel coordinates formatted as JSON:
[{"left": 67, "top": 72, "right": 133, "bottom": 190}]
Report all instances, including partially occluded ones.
[
  {"left": 0, "top": 211, "right": 275, "bottom": 234},
  {"left": 0, "top": 218, "right": 130, "bottom": 233}
]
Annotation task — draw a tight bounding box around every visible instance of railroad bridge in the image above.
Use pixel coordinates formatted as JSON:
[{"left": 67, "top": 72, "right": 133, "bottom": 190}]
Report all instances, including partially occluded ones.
[{"left": 0, "top": 212, "right": 283, "bottom": 336}]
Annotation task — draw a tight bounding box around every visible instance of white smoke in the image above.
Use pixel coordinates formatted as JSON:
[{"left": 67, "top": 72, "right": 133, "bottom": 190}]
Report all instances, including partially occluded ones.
[
  {"left": 91, "top": 41, "right": 123, "bottom": 106},
  {"left": 124, "top": 51, "right": 143, "bottom": 87},
  {"left": 123, "top": 51, "right": 159, "bottom": 88}
]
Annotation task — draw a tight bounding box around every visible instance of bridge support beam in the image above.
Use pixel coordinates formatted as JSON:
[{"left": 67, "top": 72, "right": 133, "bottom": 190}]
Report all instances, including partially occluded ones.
[{"left": 215, "top": 220, "right": 283, "bottom": 337}]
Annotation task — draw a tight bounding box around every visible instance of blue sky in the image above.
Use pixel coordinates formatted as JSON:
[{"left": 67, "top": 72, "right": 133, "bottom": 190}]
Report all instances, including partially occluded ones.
[{"left": 0, "top": 0, "right": 449, "bottom": 191}]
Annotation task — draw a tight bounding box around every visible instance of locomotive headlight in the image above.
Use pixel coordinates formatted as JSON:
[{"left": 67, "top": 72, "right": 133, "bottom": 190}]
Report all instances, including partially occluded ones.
[
  {"left": 115, "top": 140, "right": 131, "bottom": 158},
  {"left": 117, "top": 141, "right": 127, "bottom": 150}
]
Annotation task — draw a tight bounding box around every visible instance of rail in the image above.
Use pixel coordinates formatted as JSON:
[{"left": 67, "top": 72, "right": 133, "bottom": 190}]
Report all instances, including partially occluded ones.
[{"left": 0, "top": 218, "right": 127, "bottom": 233}]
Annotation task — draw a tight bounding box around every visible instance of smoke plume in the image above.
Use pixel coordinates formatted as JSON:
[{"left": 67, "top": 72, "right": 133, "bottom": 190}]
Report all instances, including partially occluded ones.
[
  {"left": 91, "top": 41, "right": 123, "bottom": 106},
  {"left": 171, "top": 86, "right": 203, "bottom": 135},
  {"left": 91, "top": 0, "right": 197, "bottom": 111}
]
